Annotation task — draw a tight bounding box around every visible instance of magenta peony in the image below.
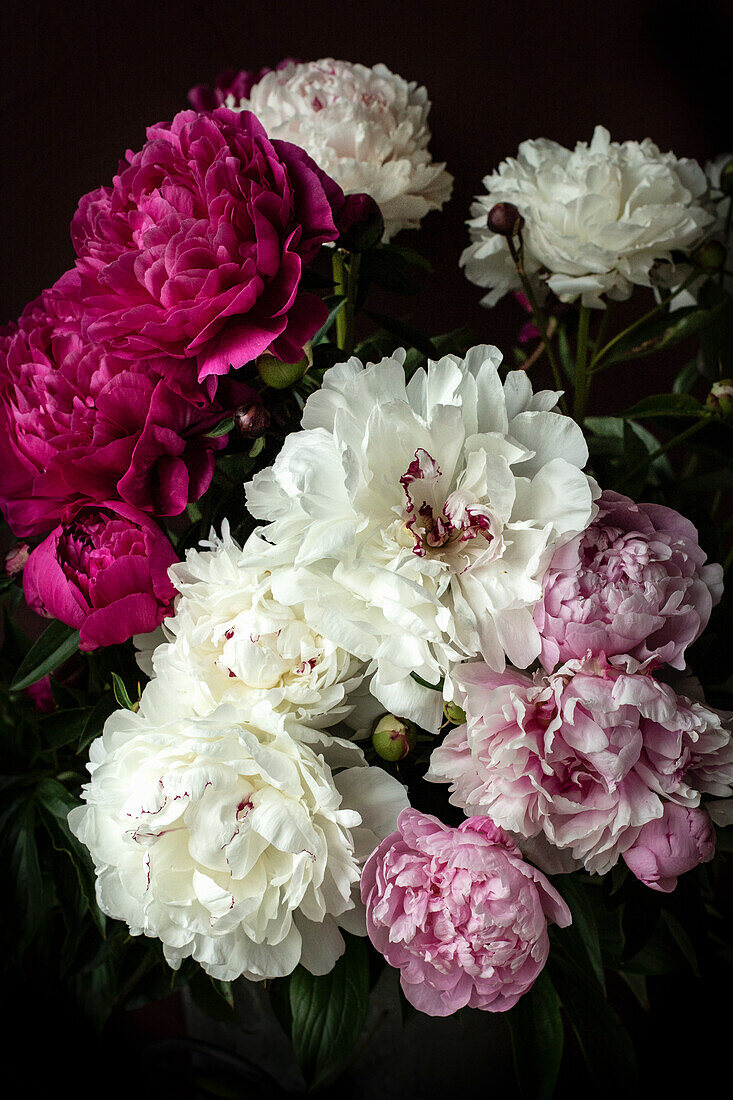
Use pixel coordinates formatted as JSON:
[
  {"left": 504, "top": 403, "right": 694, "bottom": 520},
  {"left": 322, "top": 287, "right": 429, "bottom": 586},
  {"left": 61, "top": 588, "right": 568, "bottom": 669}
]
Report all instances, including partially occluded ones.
[
  {"left": 534, "top": 490, "right": 723, "bottom": 672},
  {"left": 0, "top": 294, "right": 251, "bottom": 538},
  {"left": 361, "top": 809, "right": 571, "bottom": 1016},
  {"left": 428, "top": 658, "right": 733, "bottom": 875},
  {"left": 187, "top": 61, "right": 297, "bottom": 112},
  {"left": 23, "top": 503, "right": 178, "bottom": 651},
  {"left": 65, "top": 108, "right": 345, "bottom": 380},
  {"left": 622, "top": 803, "right": 715, "bottom": 892}
]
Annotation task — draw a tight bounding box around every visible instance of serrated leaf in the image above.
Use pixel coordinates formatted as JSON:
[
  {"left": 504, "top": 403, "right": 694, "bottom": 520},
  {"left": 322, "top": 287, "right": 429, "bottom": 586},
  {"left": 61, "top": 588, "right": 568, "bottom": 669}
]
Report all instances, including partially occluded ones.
[
  {"left": 288, "top": 933, "right": 370, "bottom": 1087},
  {"left": 508, "top": 970, "right": 564, "bottom": 1100},
  {"left": 10, "top": 621, "right": 80, "bottom": 692}
]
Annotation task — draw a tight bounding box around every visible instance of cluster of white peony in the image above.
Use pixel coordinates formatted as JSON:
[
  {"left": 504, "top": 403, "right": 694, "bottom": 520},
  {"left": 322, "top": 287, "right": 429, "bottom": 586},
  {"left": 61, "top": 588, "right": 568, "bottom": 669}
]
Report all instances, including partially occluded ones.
[
  {"left": 70, "top": 343, "right": 599, "bottom": 981},
  {"left": 229, "top": 58, "right": 453, "bottom": 241},
  {"left": 462, "top": 125, "right": 717, "bottom": 309}
]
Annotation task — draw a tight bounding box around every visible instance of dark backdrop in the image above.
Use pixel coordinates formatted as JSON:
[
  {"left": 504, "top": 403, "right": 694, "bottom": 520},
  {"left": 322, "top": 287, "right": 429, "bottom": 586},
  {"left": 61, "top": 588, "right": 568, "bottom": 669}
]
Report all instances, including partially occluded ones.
[
  {"left": 2, "top": 0, "right": 732, "bottom": 408},
  {"left": 2, "top": 2, "right": 731, "bottom": 1095}
]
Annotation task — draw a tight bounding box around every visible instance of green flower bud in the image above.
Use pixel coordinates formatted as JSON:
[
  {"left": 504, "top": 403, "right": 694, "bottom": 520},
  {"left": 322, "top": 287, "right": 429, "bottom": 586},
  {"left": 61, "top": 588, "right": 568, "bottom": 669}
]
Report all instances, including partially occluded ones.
[
  {"left": 692, "top": 239, "right": 726, "bottom": 273},
  {"left": 371, "top": 714, "right": 418, "bottom": 762},
  {"left": 706, "top": 379, "right": 733, "bottom": 416},
  {"left": 257, "top": 344, "right": 313, "bottom": 389},
  {"left": 443, "top": 700, "right": 467, "bottom": 725}
]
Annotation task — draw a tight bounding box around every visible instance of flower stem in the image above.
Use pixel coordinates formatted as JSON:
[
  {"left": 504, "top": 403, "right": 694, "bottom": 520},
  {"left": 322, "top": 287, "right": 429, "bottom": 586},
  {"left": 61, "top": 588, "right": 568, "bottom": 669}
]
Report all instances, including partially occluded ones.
[
  {"left": 507, "top": 236, "right": 567, "bottom": 410},
  {"left": 589, "top": 274, "right": 697, "bottom": 374},
  {"left": 573, "top": 304, "right": 592, "bottom": 426},
  {"left": 615, "top": 417, "right": 709, "bottom": 489},
  {"left": 332, "top": 248, "right": 360, "bottom": 356}
]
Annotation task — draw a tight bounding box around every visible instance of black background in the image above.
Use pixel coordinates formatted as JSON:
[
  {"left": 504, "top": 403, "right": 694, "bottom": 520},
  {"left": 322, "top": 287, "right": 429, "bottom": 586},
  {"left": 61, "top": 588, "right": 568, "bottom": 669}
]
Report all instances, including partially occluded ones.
[{"left": 3, "top": 1, "right": 732, "bottom": 1095}]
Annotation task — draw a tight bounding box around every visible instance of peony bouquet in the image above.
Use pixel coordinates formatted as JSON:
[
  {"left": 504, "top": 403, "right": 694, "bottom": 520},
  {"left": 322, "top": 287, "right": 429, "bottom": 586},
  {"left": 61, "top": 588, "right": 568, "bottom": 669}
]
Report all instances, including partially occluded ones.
[{"left": 3, "top": 56, "right": 733, "bottom": 1096}]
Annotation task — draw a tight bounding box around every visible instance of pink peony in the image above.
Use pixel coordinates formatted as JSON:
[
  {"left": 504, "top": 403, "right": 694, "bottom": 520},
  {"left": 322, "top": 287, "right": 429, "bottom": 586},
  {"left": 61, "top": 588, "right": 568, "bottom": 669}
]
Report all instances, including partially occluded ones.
[
  {"left": 65, "top": 108, "right": 345, "bottom": 380},
  {"left": 361, "top": 809, "right": 571, "bottom": 1016},
  {"left": 534, "top": 490, "right": 723, "bottom": 672},
  {"left": 0, "top": 294, "right": 251, "bottom": 538},
  {"left": 428, "top": 658, "right": 733, "bottom": 875},
  {"left": 23, "top": 503, "right": 178, "bottom": 651},
  {"left": 623, "top": 803, "right": 715, "bottom": 892}
]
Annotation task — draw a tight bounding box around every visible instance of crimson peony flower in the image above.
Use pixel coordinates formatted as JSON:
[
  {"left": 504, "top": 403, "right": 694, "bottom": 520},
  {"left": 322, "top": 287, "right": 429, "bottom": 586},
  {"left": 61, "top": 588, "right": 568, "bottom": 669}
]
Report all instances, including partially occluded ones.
[
  {"left": 23, "top": 503, "right": 178, "bottom": 651},
  {"left": 0, "top": 293, "right": 251, "bottom": 538},
  {"left": 64, "top": 108, "right": 345, "bottom": 380},
  {"left": 361, "top": 810, "right": 570, "bottom": 1016}
]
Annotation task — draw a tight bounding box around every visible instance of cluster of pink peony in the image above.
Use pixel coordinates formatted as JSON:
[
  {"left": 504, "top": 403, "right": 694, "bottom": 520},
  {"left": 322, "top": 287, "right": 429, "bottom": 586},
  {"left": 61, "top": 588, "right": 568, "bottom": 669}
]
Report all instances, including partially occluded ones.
[
  {"left": 361, "top": 809, "right": 571, "bottom": 1016},
  {"left": 534, "top": 490, "right": 723, "bottom": 672},
  {"left": 429, "top": 657, "right": 733, "bottom": 876},
  {"left": 1, "top": 104, "right": 350, "bottom": 648}
]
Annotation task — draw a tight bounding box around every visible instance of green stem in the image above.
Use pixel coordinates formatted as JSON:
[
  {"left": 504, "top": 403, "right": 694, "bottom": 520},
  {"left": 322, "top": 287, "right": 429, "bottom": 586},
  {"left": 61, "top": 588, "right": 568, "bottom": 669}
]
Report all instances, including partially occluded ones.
[
  {"left": 332, "top": 248, "right": 360, "bottom": 356},
  {"left": 573, "top": 304, "right": 592, "bottom": 426},
  {"left": 507, "top": 237, "right": 567, "bottom": 410},
  {"left": 615, "top": 418, "right": 708, "bottom": 489},
  {"left": 589, "top": 274, "right": 697, "bottom": 374}
]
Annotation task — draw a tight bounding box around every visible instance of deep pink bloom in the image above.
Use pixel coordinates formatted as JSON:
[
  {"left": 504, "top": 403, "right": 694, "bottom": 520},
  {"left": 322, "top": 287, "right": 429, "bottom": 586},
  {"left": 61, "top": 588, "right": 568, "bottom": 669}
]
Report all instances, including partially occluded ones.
[
  {"left": 64, "top": 108, "right": 344, "bottom": 380},
  {"left": 428, "top": 657, "right": 733, "bottom": 875},
  {"left": 534, "top": 490, "right": 723, "bottom": 672},
  {"left": 23, "top": 503, "right": 178, "bottom": 651},
  {"left": 361, "top": 809, "right": 570, "bottom": 1017},
  {"left": 187, "top": 60, "right": 298, "bottom": 112},
  {"left": 0, "top": 294, "right": 251, "bottom": 538},
  {"left": 26, "top": 675, "right": 56, "bottom": 713},
  {"left": 623, "top": 803, "right": 715, "bottom": 892}
]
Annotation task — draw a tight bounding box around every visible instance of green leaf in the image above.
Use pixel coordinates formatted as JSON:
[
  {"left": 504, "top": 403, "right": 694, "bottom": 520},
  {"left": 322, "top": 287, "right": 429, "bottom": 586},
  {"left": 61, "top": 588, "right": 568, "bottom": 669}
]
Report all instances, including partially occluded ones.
[
  {"left": 10, "top": 621, "right": 80, "bottom": 692},
  {"left": 605, "top": 303, "right": 725, "bottom": 365},
  {"left": 111, "top": 672, "right": 138, "bottom": 711},
  {"left": 672, "top": 359, "right": 701, "bottom": 394},
  {"left": 558, "top": 323, "right": 575, "bottom": 383},
  {"left": 366, "top": 310, "right": 438, "bottom": 359},
  {"left": 312, "top": 295, "right": 347, "bottom": 345},
  {"left": 618, "top": 971, "right": 649, "bottom": 1010},
  {"left": 288, "top": 933, "right": 370, "bottom": 1087},
  {"left": 249, "top": 436, "right": 265, "bottom": 458},
  {"left": 8, "top": 801, "right": 46, "bottom": 950},
  {"left": 508, "top": 970, "right": 564, "bottom": 1100},
  {"left": 204, "top": 415, "right": 234, "bottom": 438},
  {"left": 550, "top": 953, "right": 638, "bottom": 1089},
  {"left": 661, "top": 911, "right": 700, "bottom": 977},
  {"left": 78, "top": 691, "right": 118, "bottom": 752},
  {"left": 619, "top": 393, "right": 708, "bottom": 420},
  {"left": 35, "top": 777, "right": 105, "bottom": 936},
  {"left": 554, "top": 875, "right": 605, "bottom": 991},
  {"left": 360, "top": 244, "right": 429, "bottom": 295}
]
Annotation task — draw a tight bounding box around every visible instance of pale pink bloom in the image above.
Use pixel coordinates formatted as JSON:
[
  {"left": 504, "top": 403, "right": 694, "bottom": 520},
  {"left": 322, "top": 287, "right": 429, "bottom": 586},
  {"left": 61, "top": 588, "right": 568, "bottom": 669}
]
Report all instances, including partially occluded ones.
[{"left": 361, "top": 809, "right": 570, "bottom": 1016}]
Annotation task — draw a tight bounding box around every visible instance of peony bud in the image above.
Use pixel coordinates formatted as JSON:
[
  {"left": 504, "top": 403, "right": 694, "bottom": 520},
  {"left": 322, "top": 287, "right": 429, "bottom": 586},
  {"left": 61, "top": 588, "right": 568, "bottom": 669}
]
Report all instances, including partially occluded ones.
[
  {"left": 257, "top": 345, "right": 312, "bottom": 389},
  {"left": 234, "top": 402, "right": 270, "bottom": 438},
  {"left": 5, "top": 543, "right": 30, "bottom": 575},
  {"left": 336, "top": 193, "right": 385, "bottom": 252},
  {"left": 692, "top": 239, "right": 726, "bottom": 272},
  {"left": 372, "top": 714, "right": 418, "bottom": 762},
  {"left": 487, "top": 202, "right": 524, "bottom": 238},
  {"left": 720, "top": 159, "right": 733, "bottom": 196},
  {"left": 707, "top": 379, "right": 733, "bottom": 416},
  {"left": 443, "top": 700, "right": 467, "bottom": 725}
]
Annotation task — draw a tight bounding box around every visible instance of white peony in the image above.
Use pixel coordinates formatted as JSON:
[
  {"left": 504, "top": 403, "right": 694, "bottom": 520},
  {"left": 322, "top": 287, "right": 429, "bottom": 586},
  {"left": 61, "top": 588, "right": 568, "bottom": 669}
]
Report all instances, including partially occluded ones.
[
  {"left": 244, "top": 346, "right": 598, "bottom": 731},
  {"left": 228, "top": 58, "right": 453, "bottom": 241},
  {"left": 462, "top": 125, "right": 715, "bottom": 309},
  {"left": 145, "top": 523, "right": 366, "bottom": 730},
  {"left": 69, "top": 681, "right": 409, "bottom": 982}
]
